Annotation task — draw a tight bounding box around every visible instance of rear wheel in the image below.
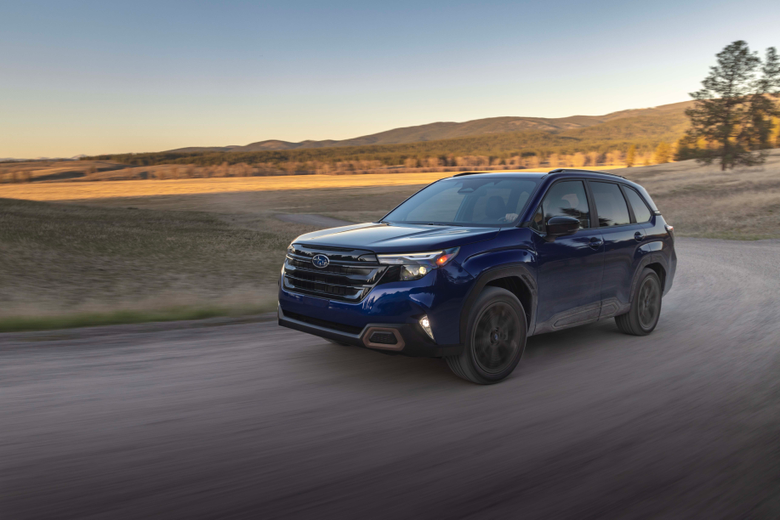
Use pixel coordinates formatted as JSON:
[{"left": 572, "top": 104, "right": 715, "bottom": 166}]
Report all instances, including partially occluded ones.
[
  {"left": 616, "top": 268, "right": 662, "bottom": 336},
  {"left": 446, "top": 287, "right": 527, "bottom": 384}
]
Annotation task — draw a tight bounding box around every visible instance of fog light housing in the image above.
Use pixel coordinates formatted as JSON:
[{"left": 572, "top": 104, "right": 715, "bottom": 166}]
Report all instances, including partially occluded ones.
[{"left": 419, "top": 315, "right": 434, "bottom": 341}]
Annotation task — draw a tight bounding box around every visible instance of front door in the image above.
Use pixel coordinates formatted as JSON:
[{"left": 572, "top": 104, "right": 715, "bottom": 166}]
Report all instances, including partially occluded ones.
[{"left": 532, "top": 180, "right": 604, "bottom": 332}]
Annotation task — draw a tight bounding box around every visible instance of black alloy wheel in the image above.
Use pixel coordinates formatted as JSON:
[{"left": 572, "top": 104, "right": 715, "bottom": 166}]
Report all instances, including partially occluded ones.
[
  {"left": 637, "top": 277, "right": 661, "bottom": 330},
  {"left": 616, "top": 268, "right": 663, "bottom": 336},
  {"left": 472, "top": 302, "right": 521, "bottom": 374},
  {"left": 446, "top": 286, "right": 527, "bottom": 384}
]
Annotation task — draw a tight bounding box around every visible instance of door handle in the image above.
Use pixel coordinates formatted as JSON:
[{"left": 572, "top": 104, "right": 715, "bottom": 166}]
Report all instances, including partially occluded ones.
[
  {"left": 634, "top": 231, "right": 644, "bottom": 241},
  {"left": 588, "top": 237, "right": 603, "bottom": 249}
]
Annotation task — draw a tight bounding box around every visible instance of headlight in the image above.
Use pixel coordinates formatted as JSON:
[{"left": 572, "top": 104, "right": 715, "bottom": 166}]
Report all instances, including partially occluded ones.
[
  {"left": 377, "top": 247, "right": 459, "bottom": 281},
  {"left": 401, "top": 264, "right": 428, "bottom": 281}
]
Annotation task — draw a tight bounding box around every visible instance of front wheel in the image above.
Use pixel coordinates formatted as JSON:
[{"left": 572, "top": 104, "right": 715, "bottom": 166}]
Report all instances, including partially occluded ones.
[
  {"left": 616, "top": 268, "right": 662, "bottom": 336},
  {"left": 446, "top": 287, "right": 527, "bottom": 384}
]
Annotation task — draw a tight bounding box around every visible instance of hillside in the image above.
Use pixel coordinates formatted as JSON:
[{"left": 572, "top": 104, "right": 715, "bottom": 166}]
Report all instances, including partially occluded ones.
[
  {"left": 86, "top": 102, "right": 690, "bottom": 172},
  {"left": 166, "top": 100, "right": 694, "bottom": 153}
]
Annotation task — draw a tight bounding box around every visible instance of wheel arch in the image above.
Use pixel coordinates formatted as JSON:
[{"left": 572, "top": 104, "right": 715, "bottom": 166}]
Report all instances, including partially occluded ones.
[
  {"left": 459, "top": 264, "right": 538, "bottom": 342},
  {"left": 644, "top": 263, "right": 666, "bottom": 291},
  {"left": 631, "top": 252, "right": 668, "bottom": 302}
]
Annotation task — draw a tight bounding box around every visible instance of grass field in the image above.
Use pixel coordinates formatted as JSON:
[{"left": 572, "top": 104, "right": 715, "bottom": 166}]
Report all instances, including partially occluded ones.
[
  {"left": 0, "top": 198, "right": 313, "bottom": 329},
  {"left": 0, "top": 166, "right": 629, "bottom": 201},
  {"left": 617, "top": 150, "right": 780, "bottom": 239},
  {"left": 1, "top": 152, "right": 778, "bottom": 330}
]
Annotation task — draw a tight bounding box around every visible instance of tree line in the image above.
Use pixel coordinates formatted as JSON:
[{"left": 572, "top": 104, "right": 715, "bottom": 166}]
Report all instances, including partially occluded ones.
[{"left": 84, "top": 131, "right": 681, "bottom": 174}]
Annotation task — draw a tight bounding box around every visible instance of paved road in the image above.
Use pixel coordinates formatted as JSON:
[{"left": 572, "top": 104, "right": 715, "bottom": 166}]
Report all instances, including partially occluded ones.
[{"left": 2, "top": 238, "right": 780, "bottom": 519}]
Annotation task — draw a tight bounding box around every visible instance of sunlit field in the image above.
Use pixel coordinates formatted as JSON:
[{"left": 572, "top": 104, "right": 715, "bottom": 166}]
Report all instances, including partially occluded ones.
[
  {"left": 1, "top": 153, "right": 779, "bottom": 330},
  {"left": 0, "top": 167, "right": 622, "bottom": 202}
]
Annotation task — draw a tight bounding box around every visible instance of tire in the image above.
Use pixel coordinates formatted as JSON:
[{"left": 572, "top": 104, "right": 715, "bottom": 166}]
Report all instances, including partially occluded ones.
[
  {"left": 446, "top": 287, "right": 527, "bottom": 384},
  {"left": 616, "top": 268, "right": 662, "bottom": 336}
]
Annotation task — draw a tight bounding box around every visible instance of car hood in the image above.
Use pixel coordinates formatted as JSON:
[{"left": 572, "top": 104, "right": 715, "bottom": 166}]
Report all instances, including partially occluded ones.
[{"left": 294, "top": 222, "right": 500, "bottom": 253}]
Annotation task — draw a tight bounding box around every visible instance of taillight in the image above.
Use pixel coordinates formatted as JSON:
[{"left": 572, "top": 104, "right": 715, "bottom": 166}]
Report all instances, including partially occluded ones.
[{"left": 665, "top": 224, "right": 675, "bottom": 241}]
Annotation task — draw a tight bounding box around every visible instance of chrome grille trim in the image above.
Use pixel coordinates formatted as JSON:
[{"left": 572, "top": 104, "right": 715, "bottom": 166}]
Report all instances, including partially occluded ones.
[{"left": 283, "top": 244, "right": 386, "bottom": 302}]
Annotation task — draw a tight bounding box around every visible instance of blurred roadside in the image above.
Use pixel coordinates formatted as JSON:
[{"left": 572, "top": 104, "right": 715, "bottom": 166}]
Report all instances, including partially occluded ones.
[{"left": 1, "top": 151, "right": 779, "bottom": 331}]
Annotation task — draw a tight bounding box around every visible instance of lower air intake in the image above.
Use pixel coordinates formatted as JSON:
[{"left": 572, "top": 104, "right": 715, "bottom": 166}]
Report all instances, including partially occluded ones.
[
  {"left": 363, "top": 327, "right": 405, "bottom": 351},
  {"left": 369, "top": 331, "right": 398, "bottom": 345}
]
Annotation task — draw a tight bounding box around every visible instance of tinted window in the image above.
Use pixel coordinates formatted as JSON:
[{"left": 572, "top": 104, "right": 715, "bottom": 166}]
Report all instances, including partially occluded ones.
[
  {"left": 532, "top": 180, "right": 590, "bottom": 232},
  {"left": 591, "top": 182, "right": 631, "bottom": 227},
  {"left": 635, "top": 185, "right": 659, "bottom": 212},
  {"left": 402, "top": 183, "right": 464, "bottom": 223},
  {"left": 623, "top": 187, "right": 653, "bottom": 223},
  {"left": 383, "top": 177, "right": 538, "bottom": 226},
  {"left": 470, "top": 183, "right": 533, "bottom": 223}
]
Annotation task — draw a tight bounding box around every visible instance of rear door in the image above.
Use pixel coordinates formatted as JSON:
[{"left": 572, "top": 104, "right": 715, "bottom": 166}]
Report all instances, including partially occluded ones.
[
  {"left": 587, "top": 180, "right": 641, "bottom": 317},
  {"left": 532, "top": 180, "right": 604, "bottom": 332}
]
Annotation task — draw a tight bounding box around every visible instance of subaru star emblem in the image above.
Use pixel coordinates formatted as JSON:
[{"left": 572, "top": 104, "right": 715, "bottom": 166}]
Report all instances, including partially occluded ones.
[{"left": 311, "top": 254, "right": 330, "bottom": 269}]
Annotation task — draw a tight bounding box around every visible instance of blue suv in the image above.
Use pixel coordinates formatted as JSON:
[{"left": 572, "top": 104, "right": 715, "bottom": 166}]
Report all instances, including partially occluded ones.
[{"left": 278, "top": 169, "right": 676, "bottom": 384}]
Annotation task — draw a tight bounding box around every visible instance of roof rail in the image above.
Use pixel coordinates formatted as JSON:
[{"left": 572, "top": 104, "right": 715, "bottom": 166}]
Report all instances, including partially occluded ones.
[
  {"left": 452, "top": 170, "right": 490, "bottom": 177},
  {"left": 450, "top": 168, "right": 627, "bottom": 179},
  {"left": 547, "top": 168, "right": 626, "bottom": 179},
  {"left": 452, "top": 169, "right": 549, "bottom": 177}
]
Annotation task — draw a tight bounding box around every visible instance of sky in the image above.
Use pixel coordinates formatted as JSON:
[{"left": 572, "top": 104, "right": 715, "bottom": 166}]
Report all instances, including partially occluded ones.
[{"left": 1, "top": 0, "right": 779, "bottom": 158}]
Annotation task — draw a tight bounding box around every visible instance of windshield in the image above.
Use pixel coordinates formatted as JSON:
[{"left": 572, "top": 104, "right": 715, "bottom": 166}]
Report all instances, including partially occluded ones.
[{"left": 382, "top": 177, "right": 540, "bottom": 227}]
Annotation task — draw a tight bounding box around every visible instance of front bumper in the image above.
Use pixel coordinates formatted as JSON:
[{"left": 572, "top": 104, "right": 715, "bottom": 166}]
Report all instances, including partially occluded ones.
[
  {"left": 277, "top": 259, "right": 475, "bottom": 357},
  {"left": 277, "top": 306, "right": 462, "bottom": 358}
]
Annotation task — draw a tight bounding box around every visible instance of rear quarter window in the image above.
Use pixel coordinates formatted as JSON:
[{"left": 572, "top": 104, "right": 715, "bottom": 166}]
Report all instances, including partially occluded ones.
[
  {"left": 623, "top": 187, "right": 653, "bottom": 223},
  {"left": 633, "top": 185, "right": 659, "bottom": 213}
]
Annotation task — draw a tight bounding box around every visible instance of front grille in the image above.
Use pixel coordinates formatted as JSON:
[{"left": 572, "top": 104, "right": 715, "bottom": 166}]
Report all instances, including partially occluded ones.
[{"left": 283, "top": 244, "right": 388, "bottom": 303}]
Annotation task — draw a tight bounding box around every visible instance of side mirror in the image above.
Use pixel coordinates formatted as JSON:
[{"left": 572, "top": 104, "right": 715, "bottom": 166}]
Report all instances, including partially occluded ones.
[{"left": 546, "top": 216, "right": 580, "bottom": 237}]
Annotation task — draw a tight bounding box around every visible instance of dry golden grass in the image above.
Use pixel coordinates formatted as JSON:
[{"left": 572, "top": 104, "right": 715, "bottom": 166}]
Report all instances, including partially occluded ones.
[
  {"left": 1, "top": 153, "right": 778, "bottom": 330},
  {"left": 0, "top": 160, "right": 128, "bottom": 183},
  {"left": 5, "top": 153, "right": 774, "bottom": 239},
  {"left": 0, "top": 167, "right": 622, "bottom": 202},
  {"left": 0, "top": 198, "right": 315, "bottom": 324},
  {"left": 614, "top": 149, "right": 780, "bottom": 239}
]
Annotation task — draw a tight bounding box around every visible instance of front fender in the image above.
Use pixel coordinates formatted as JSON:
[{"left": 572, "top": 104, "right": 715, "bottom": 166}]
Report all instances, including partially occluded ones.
[{"left": 459, "top": 250, "right": 538, "bottom": 341}]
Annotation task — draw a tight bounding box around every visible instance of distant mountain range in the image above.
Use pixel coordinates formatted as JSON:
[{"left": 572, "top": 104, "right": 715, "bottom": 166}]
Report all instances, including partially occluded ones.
[{"left": 165, "top": 100, "right": 693, "bottom": 154}]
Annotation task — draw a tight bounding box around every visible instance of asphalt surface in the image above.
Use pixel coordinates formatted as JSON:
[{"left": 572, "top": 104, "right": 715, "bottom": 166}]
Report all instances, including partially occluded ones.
[{"left": 2, "top": 238, "right": 780, "bottom": 519}]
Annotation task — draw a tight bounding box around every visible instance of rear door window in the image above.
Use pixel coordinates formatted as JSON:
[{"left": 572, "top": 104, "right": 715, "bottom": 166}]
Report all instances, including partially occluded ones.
[
  {"left": 590, "top": 181, "right": 631, "bottom": 227},
  {"left": 623, "top": 186, "right": 653, "bottom": 223}
]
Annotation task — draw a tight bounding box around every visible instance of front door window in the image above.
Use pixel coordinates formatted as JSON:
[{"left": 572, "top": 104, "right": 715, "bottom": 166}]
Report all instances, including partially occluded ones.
[{"left": 531, "top": 180, "right": 591, "bottom": 232}]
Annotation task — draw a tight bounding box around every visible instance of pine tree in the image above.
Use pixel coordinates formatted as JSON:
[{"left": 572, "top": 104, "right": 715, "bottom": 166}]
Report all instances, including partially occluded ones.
[
  {"left": 625, "top": 145, "right": 636, "bottom": 167},
  {"left": 684, "top": 41, "right": 780, "bottom": 170},
  {"left": 770, "top": 117, "right": 780, "bottom": 148},
  {"left": 654, "top": 142, "right": 671, "bottom": 164},
  {"left": 749, "top": 47, "right": 780, "bottom": 150}
]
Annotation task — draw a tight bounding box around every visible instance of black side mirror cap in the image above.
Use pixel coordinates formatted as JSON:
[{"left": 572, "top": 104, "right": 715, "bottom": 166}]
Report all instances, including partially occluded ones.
[{"left": 546, "top": 216, "right": 580, "bottom": 237}]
